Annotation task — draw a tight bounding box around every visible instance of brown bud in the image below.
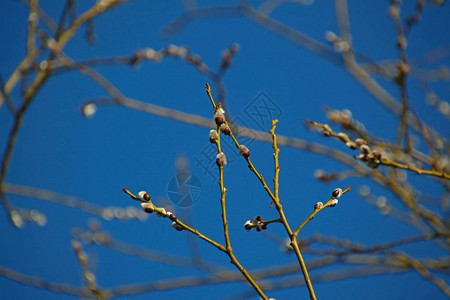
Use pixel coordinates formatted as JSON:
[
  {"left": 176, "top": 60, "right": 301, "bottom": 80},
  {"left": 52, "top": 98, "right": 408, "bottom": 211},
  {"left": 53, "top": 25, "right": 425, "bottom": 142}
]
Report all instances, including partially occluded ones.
[{"left": 220, "top": 124, "right": 230, "bottom": 135}]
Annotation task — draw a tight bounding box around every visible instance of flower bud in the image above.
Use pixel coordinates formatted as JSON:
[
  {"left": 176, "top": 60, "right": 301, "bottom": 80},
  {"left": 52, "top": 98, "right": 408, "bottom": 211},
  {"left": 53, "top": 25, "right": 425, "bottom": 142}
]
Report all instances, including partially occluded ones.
[
  {"left": 10, "top": 210, "right": 24, "bottom": 228},
  {"left": 171, "top": 221, "right": 184, "bottom": 231},
  {"left": 71, "top": 240, "right": 82, "bottom": 253},
  {"left": 346, "top": 141, "right": 357, "bottom": 149},
  {"left": 220, "top": 124, "right": 230, "bottom": 135},
  {"left": 140, "top": 202, "right": 154, "bottom": 214},
  {"left": 244, "top": 220, "right": 253, "bottom": 231},
  {"left": 81, "top": 103, "right": 97, "bottom": 118},
  {"left": 83, "top": 271, "right": 96, "bottom": 285},
  {"left": 256, "top": 223, "right": 266, "bottom": 231},
  {"left": 167, "top": 211, "right": 177, "bottom": 221},
  {"left": 138, "top": 191, "right": 150, "bottom": 201},
  {"left": 209, "top": 130, "right": 219, "bottom": 143},
  {"left": 360, "top": 144, "right": 371, "bottom": 154},
  {"left": 238, "top": 145, "right": 250, "bottom": 158},
  {"left": 373, "top": 151, "right": 382, "bottom": 160},
  {"left": 78, "top": 252, "right": 88, "bottom": 266},
  {"left": 252, "top": 216, "right": 263, "bottom": 224},
  {"left": 322, "top": 130, "right": 331, "bottom": 136},
  {"left": 216, "top": 152, "right": 227, "bottom": 166},
  {"left": 355, "top": 138, "right": 366, "bottom": 146},
  {"left": 314, "top": 202, "right": 323, "bottom": 210},
  {"left": 145, "top": 48, "right": 156, "bottom": 60},
  {"left": 329, "top": 199, "right": 338, "bottom": 207},
  {"left": 166, "top": 44, "right": 178, "bottom": 56},
  {"left": 325, "top": 31, "right": 337, "bottom": 42},
  {"left": 367, "top": 160, "right": 380, "bottom": 169},
  {"left": 332, "top": 188, "right": 343, "bottom": 198},
  {"left": 214, "top": 108, "right": 225, "bottom": 125},
  {"left": 355, "top": 154, "right": 369, "bottom": 161}
]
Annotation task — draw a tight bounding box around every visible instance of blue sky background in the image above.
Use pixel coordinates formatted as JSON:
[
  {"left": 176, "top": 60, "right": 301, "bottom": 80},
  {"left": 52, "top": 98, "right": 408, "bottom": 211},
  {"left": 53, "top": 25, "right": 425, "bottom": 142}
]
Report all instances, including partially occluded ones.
[{"left": 0, "top": 1, "right": 449, "bottom": 299}]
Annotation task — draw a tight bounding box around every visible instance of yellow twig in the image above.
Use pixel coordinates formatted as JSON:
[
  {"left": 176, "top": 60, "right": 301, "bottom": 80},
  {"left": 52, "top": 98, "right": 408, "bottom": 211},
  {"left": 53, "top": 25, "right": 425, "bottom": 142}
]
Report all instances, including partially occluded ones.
[
  {"left": 208, "top": 88, "right": 268, "bottom": 299},
  {"left": 268, "top": 120, "right": 317, "bottom": 300},
  {"left": 294, "top": 187, "right": 352, "bottom": 237},
  {"left": 205, "top": 83, "right": 216, "bottom": 109},
  {"left": 122, "top": 187, "right": 226, "bottom": 252}
]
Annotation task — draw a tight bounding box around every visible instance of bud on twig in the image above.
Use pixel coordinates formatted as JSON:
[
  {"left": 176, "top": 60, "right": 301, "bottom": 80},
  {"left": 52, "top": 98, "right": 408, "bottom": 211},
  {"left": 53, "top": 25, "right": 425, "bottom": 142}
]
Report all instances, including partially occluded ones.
[
  {"left": 214, "top": 108, "right": 225, "bottom": 125},
  {"left": 346, "top": 141, "right": 357, "bottom": 149},
  {"left": 209, "top": 130, "right": 219, "bottom": 143},
  {"left": 355, "top": 138, "right": 366, "bottom": 146},
  {"left": 220, "top": 124, "right": 230, "bottom": 135},
  {"left": 216, "top": 152, "right": 227, "bottom": 166},
  {"left": 138, "top": 191, "right": 151, "bottom": 201},
  {"left": 81, "top": 103, "right": 97, "bottom": 118},
  {"left": 140, "top": 202, "right": 154, "bottom": 214},
  {"left": 257, "top": 223, "right": 267, "bottom": 232},
  {"left": 332, "top": 188, "right": 343, "bottom": 198},
  {"left": 244, "top": 220, "right": 253, "bottom": 231},
  {"left": 314, "top": 202, "right": 323, "bottom": 210},
  {"left": 171, "top": 222, "right": 184, "bottom": 231},
  {"left": 360, "top": 145, "right": 370, "bottom": 154},
  {"left": 252, "top": 216, "right": 263, "bottom": 223},
  {"left": 238, "top": 145, "right": 250, "bottom": 158},
  {"left": 244, "top": 216, "right": 267, "bottom": 232}
]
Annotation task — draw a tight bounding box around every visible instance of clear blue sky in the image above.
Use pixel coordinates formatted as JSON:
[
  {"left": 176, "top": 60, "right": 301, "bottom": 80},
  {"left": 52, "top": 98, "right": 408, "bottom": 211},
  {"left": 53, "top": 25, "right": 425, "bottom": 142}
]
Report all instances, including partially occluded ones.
[{"left": 1, "top": 1, "right": 449, "bottom": 299}]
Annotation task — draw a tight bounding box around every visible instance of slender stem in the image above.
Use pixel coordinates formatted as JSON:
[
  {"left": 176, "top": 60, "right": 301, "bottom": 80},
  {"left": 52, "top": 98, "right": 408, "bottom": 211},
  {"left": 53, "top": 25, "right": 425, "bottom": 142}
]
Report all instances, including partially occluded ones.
[
  {"left": 205, "top": 83, "right": 216, "bottom": 109},
  {"left": 218, "top": 159, "right": 266, "bottom": 298},
  {"left": 268, "top": 120, "right": 316, "bottom": 300},
  {"left": 293, "top": 187, "right": 352, "bottom": 237},
  {"left": 207, "top": 88, "right": 268, "bottom": 299},
  {"left": 123, "top": 188, "right": 226, "bottom": 252},
  {"left": 228, "top": 131, "right": 277, "bottom": 202},
  {"left": 27, "top": 0, "right": 39, "bottom": 54},
  {"left": 226, "top": 116, "right": 317, "bottom": 299}
]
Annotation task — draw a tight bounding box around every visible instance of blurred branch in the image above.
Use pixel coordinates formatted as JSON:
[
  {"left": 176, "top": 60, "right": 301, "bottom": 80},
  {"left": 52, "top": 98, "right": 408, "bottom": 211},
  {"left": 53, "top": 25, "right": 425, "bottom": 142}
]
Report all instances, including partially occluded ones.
[
  {"left": 308, "top": 121, "right": 449, "bottom": 179},
  {"left": 2, "top": 183, "right": 147, "bottom": 221},
  {"left": 26, "top": 0, "right": 39, "bottom": 54},
  {"left": 301, "top": 232, "right": 449, "bottom": 255},
  {"left": 59, "top": 54, "right": 375, "bottom": 181},
  {"left": 0, "top": 0, "right": 131, "bottom": 227},
  {"left": 73, "top": 226, "right": 233, "bottom": 277},
  {"left": 71, "top": 240, "right": 105, "bottom": 299},
  {"left": 0, "top": 265, "right": 88, "bottom": 297}
]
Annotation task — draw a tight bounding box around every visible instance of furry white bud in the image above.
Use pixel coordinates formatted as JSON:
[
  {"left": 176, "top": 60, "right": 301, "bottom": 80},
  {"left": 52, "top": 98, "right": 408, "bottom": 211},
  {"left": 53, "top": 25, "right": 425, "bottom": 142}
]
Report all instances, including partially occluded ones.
[
  {"left": 360, "top": 144, "right": 371, "bottom": 154},
  {"left": 332, "top": 188, "right": 343, "bottom": 198},
  {"left": 238, "top": 145, "right": 250, "bottom": 158},
  {"left": 314, "top": 202, "right": 323, "bottom": 210},
  {"left": 140, "top": 202, "right": 154, "bottom": 214},
  {"left": 138, "top": 191, "right": 150, "bottom": 201},
  {"left": 216, "top": 152, "right": 227, "bottom": 166},
  {"left": 244, "top": 220, "right": 253, "bottom": 231},
  {"left": 220, "top": 124, "right": 230, "bottom": 135},
  {"left": 81, "top": 103, "right": 97, "bottom": 118},
  {"left": 214, "top": 109, "right": 225, "bottom": 125},
  {"left": 209, "top": 130, "right": 219, "bottom": 143},
  {"left": 171, "top": 221, "right": 183, "bottom": 231}
]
